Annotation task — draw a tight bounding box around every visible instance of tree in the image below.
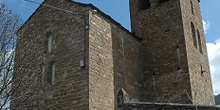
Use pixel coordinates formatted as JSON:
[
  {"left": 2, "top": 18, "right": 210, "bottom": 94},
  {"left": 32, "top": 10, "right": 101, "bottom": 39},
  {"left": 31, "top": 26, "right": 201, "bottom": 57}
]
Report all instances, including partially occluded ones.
[
  {"left": 0, "top": 2, "right": 20, "bottom": 109},
  {"left": 0, "top": 2, "right": 42, "bottom": 110}
]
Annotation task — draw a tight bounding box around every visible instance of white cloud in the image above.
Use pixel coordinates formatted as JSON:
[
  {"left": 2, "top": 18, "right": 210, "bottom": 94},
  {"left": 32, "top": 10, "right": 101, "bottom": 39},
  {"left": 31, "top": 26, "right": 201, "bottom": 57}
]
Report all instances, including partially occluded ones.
[
  {"left": 207, "top": 38, "right": 220, "bottom": 95},
  {"left": 203, "top": 20, "right": 210, "bottom": 34}
]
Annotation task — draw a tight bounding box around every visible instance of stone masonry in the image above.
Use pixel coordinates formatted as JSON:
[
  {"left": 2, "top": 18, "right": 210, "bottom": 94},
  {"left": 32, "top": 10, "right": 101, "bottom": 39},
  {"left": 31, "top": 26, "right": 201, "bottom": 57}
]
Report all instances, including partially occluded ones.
[
  {"left": 13, "top": 0, "right": 90, "bottom": 109},
  {"left": 130, "top": 0, "right": 214, "bottom": 105},
  {"left": 12, "top": 0, "right": 217, "bottom": 110}
]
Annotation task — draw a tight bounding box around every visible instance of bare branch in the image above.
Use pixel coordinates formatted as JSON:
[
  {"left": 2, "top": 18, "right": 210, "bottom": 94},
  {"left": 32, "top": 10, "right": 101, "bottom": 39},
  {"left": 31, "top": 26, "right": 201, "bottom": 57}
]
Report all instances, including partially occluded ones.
[{"left": 0, "top": 2, "right": 26, "bottom": 109}]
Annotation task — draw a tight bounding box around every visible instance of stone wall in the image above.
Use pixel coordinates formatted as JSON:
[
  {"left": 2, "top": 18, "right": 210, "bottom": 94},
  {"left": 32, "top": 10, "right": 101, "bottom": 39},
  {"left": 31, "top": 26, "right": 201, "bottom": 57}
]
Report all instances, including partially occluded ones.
[
  {"left": 180, "top": 0, "right": 214, "bottom": 105},
  {"left": 129, "top": 0, "right": 192, "bottom": 103},
  {"left": 88, "top": 10, "right": 115, "bottom": 110},
  {"left": 88, "top": 6, "right": 142, "bottom": 109},
  {"left": 12, "top": 0, "right": 215, "bottom": 109},
  {"left": 13, "top": 0, "right": 143, "bottom": 109},
  {"left": 12, "top": 0, "right": 90, "bottom": 109},
  {"left": 129, "top": 0, "right": 214, "bottom": 105}
]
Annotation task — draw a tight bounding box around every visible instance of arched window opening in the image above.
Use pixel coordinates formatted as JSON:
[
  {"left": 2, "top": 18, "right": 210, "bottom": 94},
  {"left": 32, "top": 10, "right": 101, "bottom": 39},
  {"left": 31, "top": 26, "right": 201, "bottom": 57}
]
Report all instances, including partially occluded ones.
[
  {"left": 48, "top": 61, "right": 55, "bottom": 84},
  {"left": 197, "top": 30, "right": 203, "bottom": 54},
  {"left": 191, "top": 22, "right": 197, "bottom": 48},
  {"left": 159, "top": 0, "right": 169, "bottom": 3},
  {"left": 138, "top": 0, "right": 151, "bottom": 11},
  {"left": 190, "top": 1, "right": 194, "bottom": 15}
]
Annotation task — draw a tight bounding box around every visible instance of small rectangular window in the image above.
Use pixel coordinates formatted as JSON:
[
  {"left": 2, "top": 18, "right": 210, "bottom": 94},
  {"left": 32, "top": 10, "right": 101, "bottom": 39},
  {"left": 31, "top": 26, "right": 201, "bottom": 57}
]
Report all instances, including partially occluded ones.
[
  {"left": 138, "top": 0, "right": 151, "bottom": 10},
  {"left": 159, "top": 0, "right": 169, "bottom": 3},
  {"left": 200, "top": 65, "right": 205, "bottom": 76}
]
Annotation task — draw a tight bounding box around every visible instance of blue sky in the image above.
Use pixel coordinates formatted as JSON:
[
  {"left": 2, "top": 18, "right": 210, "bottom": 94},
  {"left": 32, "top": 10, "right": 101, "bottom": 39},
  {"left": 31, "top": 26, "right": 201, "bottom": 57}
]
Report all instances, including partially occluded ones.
[{"left": 2, "top": 0, "right": 220, "bottom": 95}]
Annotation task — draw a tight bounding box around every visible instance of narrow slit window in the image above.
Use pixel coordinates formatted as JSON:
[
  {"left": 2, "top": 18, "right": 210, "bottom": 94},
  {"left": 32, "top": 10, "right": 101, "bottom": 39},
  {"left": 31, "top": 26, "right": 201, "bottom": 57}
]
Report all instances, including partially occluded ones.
[
  {"left": 120, "top": 36, "right": 124, "bottom": 48},
  {"left": 47, "top": 34, "right": 52, "bottom": 53},
  {"left": 191, "top": 22, "right": 197, "bottom": 48},
  {"left": 48, "top": 61, "right": 55, "bottom": 84},
  {"left": 38, "top": 64, "right": 45, "bottom": 85},
  {"left": 118, "top": 36, "right": 125, "bottom": 57},
  {"left": 138, "top": 0, "right": 151, "bottom": 10},
  {"left": 200, "top": 65, "right": 205, "bottom": 76},
  {"left": 176, "top": 46, "right": 181, "bottom": 70},
  {"left": 152, "top": 73, "right": 156, "bottom": 90},
  {"left": 197, "top": 30, "right": 203, "bottom": 54},
  {"left": 159, "top": 0, "right": 169, "bottom": 3},
  {"left": 190, "top": 1, "right": 194, "bottom": 15}
]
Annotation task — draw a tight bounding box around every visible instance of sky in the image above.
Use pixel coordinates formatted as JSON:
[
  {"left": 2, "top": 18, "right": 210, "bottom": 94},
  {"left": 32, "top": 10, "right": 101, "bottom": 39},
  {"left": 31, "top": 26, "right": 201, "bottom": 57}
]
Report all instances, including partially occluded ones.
[{"left": 1, "top": 0, "right": 219, "bottom": 95}]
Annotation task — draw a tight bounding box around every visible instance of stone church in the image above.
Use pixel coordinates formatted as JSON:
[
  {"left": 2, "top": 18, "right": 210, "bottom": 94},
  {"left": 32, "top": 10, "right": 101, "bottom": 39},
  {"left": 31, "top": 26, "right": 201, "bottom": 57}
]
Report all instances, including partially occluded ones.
[{"left": 12, "top": 0, "right": 219, "bottom": 109}]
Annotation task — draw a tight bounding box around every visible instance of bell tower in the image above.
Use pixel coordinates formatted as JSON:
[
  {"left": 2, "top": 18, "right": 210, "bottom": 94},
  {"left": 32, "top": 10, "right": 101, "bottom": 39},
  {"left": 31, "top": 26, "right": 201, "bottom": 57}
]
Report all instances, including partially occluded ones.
[{"left": 129, "top": 0, "right": 214, "bottom": 105}]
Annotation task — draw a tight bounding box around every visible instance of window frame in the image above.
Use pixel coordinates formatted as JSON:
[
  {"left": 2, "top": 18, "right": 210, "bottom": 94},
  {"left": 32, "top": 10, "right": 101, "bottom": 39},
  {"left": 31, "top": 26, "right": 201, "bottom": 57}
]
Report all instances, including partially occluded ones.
[{"left": 48, "top": 61, "right": 55, "bottom": 84}]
